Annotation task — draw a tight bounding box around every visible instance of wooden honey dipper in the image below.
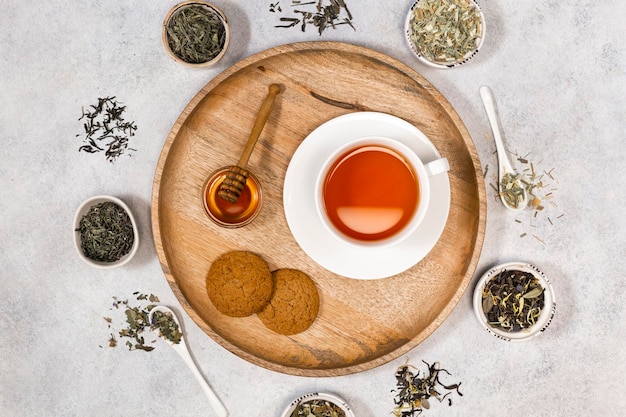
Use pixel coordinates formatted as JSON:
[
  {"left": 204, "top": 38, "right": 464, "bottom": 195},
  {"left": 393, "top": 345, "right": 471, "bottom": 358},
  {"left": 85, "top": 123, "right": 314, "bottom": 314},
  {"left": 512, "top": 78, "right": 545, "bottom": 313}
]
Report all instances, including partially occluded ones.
[{"left": 217, "top": 83, "right": 281, "bottom": 203}]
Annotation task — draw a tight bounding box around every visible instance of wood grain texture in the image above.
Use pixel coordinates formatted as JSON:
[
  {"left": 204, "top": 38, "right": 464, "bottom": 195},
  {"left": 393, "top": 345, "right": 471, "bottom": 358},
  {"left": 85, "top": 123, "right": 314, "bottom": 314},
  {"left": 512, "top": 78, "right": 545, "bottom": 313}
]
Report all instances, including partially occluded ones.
[{"left": 151, "top": 42, "right": 486, "bottom": 376}]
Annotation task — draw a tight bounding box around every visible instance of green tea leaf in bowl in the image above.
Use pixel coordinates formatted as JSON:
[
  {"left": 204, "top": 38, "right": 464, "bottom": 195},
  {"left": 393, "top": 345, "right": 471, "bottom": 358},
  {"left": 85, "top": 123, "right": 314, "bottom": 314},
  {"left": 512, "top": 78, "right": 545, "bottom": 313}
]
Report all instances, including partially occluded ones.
[
  {"left": 77, "top": 201, "right": 135, "bottom": 263},
  {"left": 165, "top": 3, "right": 228, "bottom": 65}
]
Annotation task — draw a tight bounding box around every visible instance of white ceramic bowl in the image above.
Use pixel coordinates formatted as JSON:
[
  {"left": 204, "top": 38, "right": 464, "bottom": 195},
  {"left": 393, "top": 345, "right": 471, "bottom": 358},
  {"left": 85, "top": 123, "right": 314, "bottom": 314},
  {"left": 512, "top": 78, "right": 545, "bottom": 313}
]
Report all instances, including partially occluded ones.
[
  {"left": 473, "top": 262, "right": 556, "bottom": 342},
  {"left": 73, "top": 195, "right": 139, "bottom": 269},
  {"left": 404, "top": 0, "right": 486, "bottom": 69},
  {"left": 162, "top": 1, "right": 230, "bottom": 68},
  {"left": 280, "top": 392, "right": 355, "bottom": 417}
]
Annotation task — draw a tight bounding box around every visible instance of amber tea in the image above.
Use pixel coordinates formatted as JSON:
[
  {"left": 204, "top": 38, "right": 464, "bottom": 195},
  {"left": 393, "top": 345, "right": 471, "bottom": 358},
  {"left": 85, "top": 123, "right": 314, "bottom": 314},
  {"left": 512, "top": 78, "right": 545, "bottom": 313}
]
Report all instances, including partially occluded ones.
[{"left": 323, "top": 145, "right": 419, "bottom": 242}]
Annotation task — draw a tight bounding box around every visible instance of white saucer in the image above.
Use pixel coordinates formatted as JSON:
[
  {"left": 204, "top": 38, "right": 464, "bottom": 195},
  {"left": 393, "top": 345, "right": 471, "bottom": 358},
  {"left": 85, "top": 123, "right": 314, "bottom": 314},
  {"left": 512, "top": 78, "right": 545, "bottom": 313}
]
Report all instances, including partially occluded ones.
[{"left": 283, "top": 112, "right": 450, "bottom": 279}]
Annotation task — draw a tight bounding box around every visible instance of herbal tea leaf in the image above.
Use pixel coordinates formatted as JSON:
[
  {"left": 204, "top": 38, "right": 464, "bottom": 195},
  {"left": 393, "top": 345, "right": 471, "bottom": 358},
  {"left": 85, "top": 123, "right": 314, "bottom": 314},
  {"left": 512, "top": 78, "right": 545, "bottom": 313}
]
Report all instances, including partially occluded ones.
[
  {"left": 76, "top": 201, "right": 134, "bottom": 263},
  {"left": 408, "top": 0, "right": 483, "bottom": 64},
  {"left": 523, "top": 287, "right": 544, "bottom": 299},
  {"left": 77, "top": 97, "right": 137, "bottom": 162},
  {"left": 106, "top": 294, "right": 150, "bottom": 351},
  {"left": 291, "top": 399, "right": 346, "bottom": 417},
  {"left": 392, "top": 361, "right": 462, "bottom": 416},
  {"left": 166, "top": 5, "right": 226, "bottom": 64},
  {"left": 482, "top": 269, "right": 545, "bottom": 332},
  {"left": 150, "top": 310, "right": 182, "bottom": 344},
  {"left": 272, "top": 0, "right": 355, "bottom": 34}
]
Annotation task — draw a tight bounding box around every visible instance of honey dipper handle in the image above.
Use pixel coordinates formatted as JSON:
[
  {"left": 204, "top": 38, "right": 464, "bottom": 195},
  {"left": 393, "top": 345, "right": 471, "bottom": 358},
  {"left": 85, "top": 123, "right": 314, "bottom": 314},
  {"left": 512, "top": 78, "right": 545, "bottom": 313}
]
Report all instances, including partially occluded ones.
[{"left": 237, "top": 84, "right": 281, "bottom": 168}]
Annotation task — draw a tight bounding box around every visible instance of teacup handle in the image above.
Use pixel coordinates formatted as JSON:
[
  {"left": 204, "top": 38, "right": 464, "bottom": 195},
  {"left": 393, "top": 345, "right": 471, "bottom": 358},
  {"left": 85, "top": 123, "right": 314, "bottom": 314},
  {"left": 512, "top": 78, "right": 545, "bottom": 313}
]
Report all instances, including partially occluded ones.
[{"left": 424, "top": 157, "right": 450, "bottom": 177}]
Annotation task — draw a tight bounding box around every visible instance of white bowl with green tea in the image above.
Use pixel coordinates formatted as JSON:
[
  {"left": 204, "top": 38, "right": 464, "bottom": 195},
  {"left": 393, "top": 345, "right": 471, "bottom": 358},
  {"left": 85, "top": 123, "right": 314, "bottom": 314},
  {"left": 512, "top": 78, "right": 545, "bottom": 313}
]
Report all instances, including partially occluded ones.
[
  {"left": 73, "top": 195, "right": 139, "bottom": 269},
  {"left": 163, "top": 1, "right": 230, "bottom": 68},
  {"left": 405, "top": 0, "right": 485, "bottom": 68},
  {"left": 473, "top": 262, "right": 556, "bottom": 342}
]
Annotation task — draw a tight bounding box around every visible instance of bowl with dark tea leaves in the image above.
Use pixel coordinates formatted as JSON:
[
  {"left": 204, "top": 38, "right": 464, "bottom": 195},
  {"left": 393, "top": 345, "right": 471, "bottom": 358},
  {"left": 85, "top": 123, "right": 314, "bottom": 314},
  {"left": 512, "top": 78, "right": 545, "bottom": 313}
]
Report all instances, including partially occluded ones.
[
  {"left": 73, "top": 195, "right": 139, "bottom": 269},
  {"left": 163, "top": 1, "right": 230, "bottom": 68},
  {"left": 280, "top": 392, "right": 355, "bottom": 417},
  {"left": 473, "top": 262, "right": 556, "bottom": 342},
  {"left": 404, "top": 0, "right": 485, "bottom": 68}
]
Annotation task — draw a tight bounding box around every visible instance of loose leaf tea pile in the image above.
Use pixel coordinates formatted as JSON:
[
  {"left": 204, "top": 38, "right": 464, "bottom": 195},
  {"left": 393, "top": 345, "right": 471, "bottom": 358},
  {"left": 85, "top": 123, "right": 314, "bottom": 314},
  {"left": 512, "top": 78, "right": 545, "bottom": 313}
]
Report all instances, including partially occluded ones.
[
  {"left": 150, "top": 309, "right": 183, "bottom": 344},
  {"left": 271, "top": 0, "right": 355, "bottom": 35},
  {"left": 290, "top": 399, "right": 346, "bottom": 417},
  {"left": 77, "top": 97, "right": 137, "bottom": 162},
  {"left": 481, "top": 269, "right": 545, "bottom": 332},
  {"left": 408, "top": 0, "right": 483, "bottom": 64},
  {"left": 104, "top": 293, "right": 182, "bottom": 351},
  {"left": 166, "top": 4, "right": 227, "bottom": 64},
  {"left": 392, "top": 361, "right": 462, "bottom": 416},
  {"left": 483, "top": 135, "right": 562, "bottom": 244},
  {"left": 76, "top": 201, "right": 134, "bottom": 263},
  {"left": 500, "top": 172, "right": 525, "bottom": 209}
]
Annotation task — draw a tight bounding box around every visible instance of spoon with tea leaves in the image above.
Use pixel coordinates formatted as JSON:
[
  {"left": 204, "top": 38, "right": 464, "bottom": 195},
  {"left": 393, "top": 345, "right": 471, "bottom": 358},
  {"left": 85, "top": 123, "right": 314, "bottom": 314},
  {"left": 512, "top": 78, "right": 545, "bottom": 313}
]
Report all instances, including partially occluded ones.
[
  {"left": 479, "top": 85, "right": 528, "bottom": 211},
  {"left": 217, "top": 83, "right": 281, "bottom": 203},
  {"left": 149, "top": 305, "right": 228, "bottom": 417}
]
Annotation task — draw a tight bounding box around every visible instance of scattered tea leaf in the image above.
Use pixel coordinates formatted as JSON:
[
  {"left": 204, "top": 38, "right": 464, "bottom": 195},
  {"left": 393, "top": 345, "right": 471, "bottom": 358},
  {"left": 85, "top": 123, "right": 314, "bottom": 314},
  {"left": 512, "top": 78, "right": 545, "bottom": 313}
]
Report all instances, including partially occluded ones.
[
  {"left": 392, "top": 361, "right": 462, "bottom": 416},
  {"left": 482, "top": 135, "right": 562, "bottom": 243},
  {"left": 272, "top": 0, "right": 355, "bottom": 35},
  {"left": 77, "top": 97, "right": 137, "bottom": 162},
  {"left": 269, "top": 2, "right": 282, "bottom": 12},
  {"left": 104, "top": 293, "right": 179, "bottom": 352}
]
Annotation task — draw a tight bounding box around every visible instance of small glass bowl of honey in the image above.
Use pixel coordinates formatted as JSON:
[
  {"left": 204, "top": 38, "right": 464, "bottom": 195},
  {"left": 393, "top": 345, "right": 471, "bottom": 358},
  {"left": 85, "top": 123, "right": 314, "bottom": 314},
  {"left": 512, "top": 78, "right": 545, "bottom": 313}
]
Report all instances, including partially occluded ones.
[{"left": 202, "top": 167, "right": 263, "bottom": 228}]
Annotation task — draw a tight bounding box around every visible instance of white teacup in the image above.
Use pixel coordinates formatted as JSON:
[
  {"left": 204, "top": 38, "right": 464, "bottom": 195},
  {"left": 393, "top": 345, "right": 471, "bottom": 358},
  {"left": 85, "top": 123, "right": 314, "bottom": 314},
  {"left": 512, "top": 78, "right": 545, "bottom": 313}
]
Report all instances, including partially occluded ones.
[{"left": 315, "top": 136, "right": 449, "bottom": 249}]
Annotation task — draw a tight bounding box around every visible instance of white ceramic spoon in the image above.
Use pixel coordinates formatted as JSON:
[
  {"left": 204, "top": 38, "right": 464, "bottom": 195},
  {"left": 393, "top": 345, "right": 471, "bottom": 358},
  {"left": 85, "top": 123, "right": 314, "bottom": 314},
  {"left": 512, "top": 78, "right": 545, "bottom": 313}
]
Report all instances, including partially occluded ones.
[
  {"left": 149, "top": 305, "right": 228, "bottom": 417},
  {"left": 479, "top": 85, "right": 528, "bottom": 211}
]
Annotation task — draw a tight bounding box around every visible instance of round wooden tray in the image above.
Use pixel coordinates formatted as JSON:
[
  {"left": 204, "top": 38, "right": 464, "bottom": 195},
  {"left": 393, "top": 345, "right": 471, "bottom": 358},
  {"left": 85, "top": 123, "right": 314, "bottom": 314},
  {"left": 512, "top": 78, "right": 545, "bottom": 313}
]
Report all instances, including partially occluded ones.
[{"left": 151, "top": 42, "right": 486, "bottom": 377}]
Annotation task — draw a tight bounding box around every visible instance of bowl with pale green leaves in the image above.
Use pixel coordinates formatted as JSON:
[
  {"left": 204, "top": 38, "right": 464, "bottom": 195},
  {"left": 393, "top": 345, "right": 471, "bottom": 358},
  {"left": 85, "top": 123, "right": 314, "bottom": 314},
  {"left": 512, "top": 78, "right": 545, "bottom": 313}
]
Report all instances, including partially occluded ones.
[{"left": 404, "top": 0, "right": 486, "bottom": 68}]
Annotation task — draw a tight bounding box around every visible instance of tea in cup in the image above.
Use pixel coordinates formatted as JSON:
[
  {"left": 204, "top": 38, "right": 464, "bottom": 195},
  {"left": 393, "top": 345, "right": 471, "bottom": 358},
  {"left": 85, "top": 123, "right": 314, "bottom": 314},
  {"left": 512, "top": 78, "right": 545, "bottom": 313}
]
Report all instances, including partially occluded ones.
[{"left": 315, "top": 136, "right": 449, "bottom": 248}]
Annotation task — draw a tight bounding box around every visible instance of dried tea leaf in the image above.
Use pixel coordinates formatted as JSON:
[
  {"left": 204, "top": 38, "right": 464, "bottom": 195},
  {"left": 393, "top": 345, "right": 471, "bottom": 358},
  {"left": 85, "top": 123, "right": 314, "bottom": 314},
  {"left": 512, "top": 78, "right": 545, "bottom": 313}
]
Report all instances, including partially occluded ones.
[
  {"left": 272, "top": 0, "right": 355, "bottom": 34},
  {"left": 166, "top": 5, "right": 227, "bottom": 64},
  {"left": 105, "top": 294, "right": 156, "bottom": 351},
  {"left": 150, "top": 310, "right": 182, "bottom": 344},
  {"left": 76, "top": 202, "right": 134, "bottom": 263},
  {"left": 291, "top": 399, "right": 346, "bottom": 417},
  {"left": 408, "top": 0, "right": 483, "bottom": 64},
  {"left": 500, "top": 172, "right": 526, "bottom": 209},
  {"left": 77, "top": 97, "right": 137, "bottom": 162},
  {"left": 481, "top": 292, "right": 494, "bottom": 314},
  {"left": 523, "top": 287, "right": 544, "bottom": 299},
  {"left": 392, "top": 361, "right": 462, "bottom": 416},
  {"left": 482, "top": 269, "right": 545, "bottom": 332}
]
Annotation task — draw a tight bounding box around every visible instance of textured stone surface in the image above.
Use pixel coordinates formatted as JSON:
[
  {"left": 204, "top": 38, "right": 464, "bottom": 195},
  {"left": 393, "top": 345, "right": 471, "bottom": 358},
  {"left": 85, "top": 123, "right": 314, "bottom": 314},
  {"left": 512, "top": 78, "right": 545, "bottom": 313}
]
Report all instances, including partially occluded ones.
[{"left": 1, "top": 1, "right": 625, "bottom": 416}]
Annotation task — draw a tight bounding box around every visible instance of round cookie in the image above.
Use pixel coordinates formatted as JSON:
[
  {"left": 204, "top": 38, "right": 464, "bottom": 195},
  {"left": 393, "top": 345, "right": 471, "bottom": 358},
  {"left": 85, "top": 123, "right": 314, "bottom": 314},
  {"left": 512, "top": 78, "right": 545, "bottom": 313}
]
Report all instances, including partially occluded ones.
[
  {"left": 206, "top": 251, "right": 274, "bottom": 317},
  {"left": 258, "top": 269, "right": 319, "bottom": 335}
]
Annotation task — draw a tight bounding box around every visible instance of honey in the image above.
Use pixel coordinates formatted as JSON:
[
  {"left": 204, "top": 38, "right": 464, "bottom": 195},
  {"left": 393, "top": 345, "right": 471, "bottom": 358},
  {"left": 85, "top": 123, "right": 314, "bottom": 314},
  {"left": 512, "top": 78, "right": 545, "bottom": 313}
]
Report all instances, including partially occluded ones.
[
  {"left": 323, "top": 145, "right": 419, "bottom": 241},
  {"left": 203, "top": 167, "right": 262, "bottom": 228}
]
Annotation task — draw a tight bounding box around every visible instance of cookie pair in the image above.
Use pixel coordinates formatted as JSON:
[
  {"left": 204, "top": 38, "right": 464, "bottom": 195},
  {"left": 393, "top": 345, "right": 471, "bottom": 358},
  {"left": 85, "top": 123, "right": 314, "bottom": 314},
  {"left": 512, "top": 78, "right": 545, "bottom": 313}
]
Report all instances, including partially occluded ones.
[{"left": 206, "top": 251, "right": 319, "bottom": 335}]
